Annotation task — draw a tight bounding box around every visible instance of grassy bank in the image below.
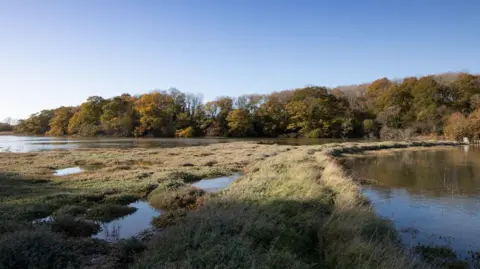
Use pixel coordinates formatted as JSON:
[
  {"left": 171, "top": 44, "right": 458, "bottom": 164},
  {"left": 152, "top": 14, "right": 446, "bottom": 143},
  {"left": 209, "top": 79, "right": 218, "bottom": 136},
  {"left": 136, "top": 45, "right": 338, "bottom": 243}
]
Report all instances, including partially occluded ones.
[
  {"left": 133, "top": 140, "right": 460, "bottom": 269},
  {"left": 0, "top": 140, "right": 462, "bottom": 268}
]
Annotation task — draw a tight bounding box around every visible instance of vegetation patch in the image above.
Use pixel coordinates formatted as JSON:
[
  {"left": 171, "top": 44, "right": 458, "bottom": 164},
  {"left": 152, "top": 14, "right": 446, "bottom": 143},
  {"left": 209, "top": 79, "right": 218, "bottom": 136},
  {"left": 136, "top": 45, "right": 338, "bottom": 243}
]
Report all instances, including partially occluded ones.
[
  {"left": 104, "top": 193, "right": 140, "bottom": 205},
  {"left": 415, "top": 245, "right": 469, "bottom": 269},
  {"left": 86, "top": 204, "right": 137, "bottom": 222},
  {"left": 151, "top": 208, "right": 187, "bottom": 228},
  {"left": 148, "top": 186, "right": 205, "bottom": 210},
  {"left": 0, "top": 229, "right": 106, "bottom": 269},
  {"left": 50, "top": 216, "right": 101, "bottom": 237},
  {"left": 165, "top": 171, "right": 202, "bottom": 183},
  {"left": 53, "top": 205, "right": 88, "bottom": 217}
]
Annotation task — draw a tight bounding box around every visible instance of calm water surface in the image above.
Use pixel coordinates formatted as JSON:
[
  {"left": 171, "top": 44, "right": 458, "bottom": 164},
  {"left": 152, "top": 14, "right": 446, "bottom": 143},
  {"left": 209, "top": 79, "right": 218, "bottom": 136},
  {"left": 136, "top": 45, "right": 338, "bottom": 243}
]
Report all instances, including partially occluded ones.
[
  {"left": 192, "top": 173, "right": 242, "bottom": 192},
  {"left": 344, "top": 146, "right": 480, "bottom": 257},
  {"left": 93, "top": 201, "right": 162, "bottom": 241},
  {"left": 0, "top": 135, "right": 355, "bottom": 152}
]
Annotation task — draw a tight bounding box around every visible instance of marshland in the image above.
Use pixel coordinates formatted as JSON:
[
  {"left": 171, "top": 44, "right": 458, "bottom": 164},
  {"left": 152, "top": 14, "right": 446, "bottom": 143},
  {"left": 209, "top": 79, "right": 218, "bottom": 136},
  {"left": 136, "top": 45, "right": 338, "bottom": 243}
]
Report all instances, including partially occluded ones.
[{"left": 2, "top": 139, "right": 479, "bottom": 269}]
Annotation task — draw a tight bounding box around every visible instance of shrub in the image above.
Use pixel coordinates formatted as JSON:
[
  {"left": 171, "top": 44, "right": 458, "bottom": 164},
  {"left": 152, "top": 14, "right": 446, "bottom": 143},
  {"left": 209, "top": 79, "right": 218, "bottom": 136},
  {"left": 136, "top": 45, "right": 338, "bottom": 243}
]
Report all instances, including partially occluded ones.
[
  {"left": 86, "top": 204, "right": 137, "bottom": 222},
  {"left": 50, "top": 216, "right": 100, "bottom": 237},
  {"left": 0, "top": 229, "right": 94, "bottom": 269},
  {"left": 175, "top": 126, "right": 195, "bottom": 138},
  {"left": 111, "top": 238, "right": 146, "bottom": 263}
]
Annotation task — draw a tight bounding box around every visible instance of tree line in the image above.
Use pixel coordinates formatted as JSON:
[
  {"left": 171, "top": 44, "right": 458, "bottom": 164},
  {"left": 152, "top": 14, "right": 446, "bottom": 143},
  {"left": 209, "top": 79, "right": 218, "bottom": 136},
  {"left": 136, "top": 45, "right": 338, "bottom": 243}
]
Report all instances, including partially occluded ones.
[{"left": 13, "top": 72, "right": 480, "bottom": 139}]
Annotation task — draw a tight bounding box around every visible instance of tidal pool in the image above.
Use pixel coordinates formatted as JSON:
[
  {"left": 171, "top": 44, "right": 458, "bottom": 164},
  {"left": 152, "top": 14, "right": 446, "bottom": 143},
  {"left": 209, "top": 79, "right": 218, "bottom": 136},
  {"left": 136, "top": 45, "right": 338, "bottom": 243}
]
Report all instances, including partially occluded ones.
[
  {"left": 92, "top": 201, "right": 162, "bottom": 241},
  {"left": 344, "top": 146, "right": 480, "bottom": 258},
  {"left": 54, "top": 167, "right": 83, "bottom": 176},
  {"left": 192, "top": 173, "right": 242, "bottom": 192}
]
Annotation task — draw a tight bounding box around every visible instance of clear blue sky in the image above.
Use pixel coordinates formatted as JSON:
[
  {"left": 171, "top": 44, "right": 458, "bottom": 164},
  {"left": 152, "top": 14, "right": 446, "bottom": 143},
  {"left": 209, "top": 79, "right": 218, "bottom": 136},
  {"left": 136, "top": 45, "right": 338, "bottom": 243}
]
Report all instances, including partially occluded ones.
[{"left": 1, "top": 0, "right": 479, "bottom": 120}]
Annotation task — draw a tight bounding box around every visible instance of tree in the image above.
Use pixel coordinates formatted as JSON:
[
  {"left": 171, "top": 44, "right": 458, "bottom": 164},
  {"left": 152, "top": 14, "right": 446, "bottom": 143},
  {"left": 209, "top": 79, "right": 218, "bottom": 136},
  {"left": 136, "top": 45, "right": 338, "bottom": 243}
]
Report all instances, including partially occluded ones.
[
  {"left": 100, "top": 94, "right": 136, "bottom": 136},
  {"left": 134, "top": 91, "right": 175, "bottom": 137},
  {"left": 67, "top": 96, "right": 106, "bottom": 136},
  {"left": 227, "top": 109, "right": 253, "bottom": 137},
  {"left": 46, "top": 107, "right": 75, "bottom": 136},
  {"left": 14, "top": 110, "right": 54, "bottom": 135}
]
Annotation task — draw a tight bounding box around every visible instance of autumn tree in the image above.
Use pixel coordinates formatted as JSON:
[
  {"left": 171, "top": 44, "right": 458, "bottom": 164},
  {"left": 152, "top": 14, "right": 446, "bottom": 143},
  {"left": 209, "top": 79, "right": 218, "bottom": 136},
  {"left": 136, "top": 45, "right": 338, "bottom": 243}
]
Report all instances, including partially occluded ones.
[
  {"left": 227, "top": 109, "right": 253, "bottom": 137},
  {"left": 100, "top": 94, "right": 136, "bottom": 136},
  {"left": 68, "top": 96, "right": 106, "bottom": 136},
  {"left": 134, "top": 91, "right": 175, "bottom": 137},
  {"left": 46, "top": 107, "right": 75, "bottom": 136}
]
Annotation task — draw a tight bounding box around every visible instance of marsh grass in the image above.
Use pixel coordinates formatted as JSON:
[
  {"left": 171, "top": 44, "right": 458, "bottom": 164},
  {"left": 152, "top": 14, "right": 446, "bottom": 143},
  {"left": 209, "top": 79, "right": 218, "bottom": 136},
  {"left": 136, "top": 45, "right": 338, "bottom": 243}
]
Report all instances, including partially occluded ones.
[
  {"left": 148, "top": 185, "right": 205, "bottom": 210},
  {"left": 151, "top": 208, "right": 187, "bottom": 228},
  {"left": 415, "top": 245, "right": 469, "bottom": 269},
  {"left": 104, "top": 193, "right": 140, "bottom": 205},
  {"left": 0, "top": 141, "right": 463, "bottom": 269},
  {"left": 50, "top": 216, "right": 101, "bottom": 237},
  {"left": 0, "top": 229, "right": 107, "bottom": 269},
  {"left": 86, "top": 204, "right": 137, "bottom": 222},
  {"left": 53, "top": 205, "right": 88, "bottom": 216}
]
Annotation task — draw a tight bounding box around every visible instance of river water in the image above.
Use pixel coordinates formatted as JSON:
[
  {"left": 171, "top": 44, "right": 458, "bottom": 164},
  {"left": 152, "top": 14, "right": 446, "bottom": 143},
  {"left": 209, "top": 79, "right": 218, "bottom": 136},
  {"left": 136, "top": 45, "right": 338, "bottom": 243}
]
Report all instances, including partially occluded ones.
[
  {"left": 0, "top": 135, "right": 353, "bottom": 152},
  {"left": 344, "top": 146, "right": 480, "bottom": 258}
]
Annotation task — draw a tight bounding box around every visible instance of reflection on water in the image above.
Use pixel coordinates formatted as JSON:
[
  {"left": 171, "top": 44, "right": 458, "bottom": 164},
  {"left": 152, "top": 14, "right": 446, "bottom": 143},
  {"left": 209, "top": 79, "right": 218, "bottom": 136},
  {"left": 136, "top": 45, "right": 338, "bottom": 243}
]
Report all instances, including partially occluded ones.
[
  {"left": 54, "top": 167, "right": 83, "bottom": 176},
  {"left": 92, "top": 201, "right": 162, "bottom": 241},
  {"left": 344, "top": 146, "right": 480, "bottom": 257},
  {"left": 191, "top": 173, "right": 242, "bottom": 192},
  {"left": 0, "top": 135, "right": 356, "bottom": 153}
]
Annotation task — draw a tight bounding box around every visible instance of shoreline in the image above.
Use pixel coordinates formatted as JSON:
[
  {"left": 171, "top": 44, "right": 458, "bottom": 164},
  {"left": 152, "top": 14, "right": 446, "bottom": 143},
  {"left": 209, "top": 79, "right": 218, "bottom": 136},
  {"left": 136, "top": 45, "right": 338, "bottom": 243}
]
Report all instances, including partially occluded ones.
[{"left": 0, "top": 140, "right": 464, "bottom": 268}]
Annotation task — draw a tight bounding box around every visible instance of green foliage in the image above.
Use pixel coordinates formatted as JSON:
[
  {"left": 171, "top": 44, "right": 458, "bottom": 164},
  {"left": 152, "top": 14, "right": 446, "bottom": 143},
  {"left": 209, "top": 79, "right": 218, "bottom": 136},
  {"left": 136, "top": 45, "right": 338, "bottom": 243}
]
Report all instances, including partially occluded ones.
[
  {"left": 0, "top": 122, "right": 14, "bottom": 132},
  {"left": 227, "top": 108, "right": 254, "bottom": 136},
  {"left": 16, "top": 72, "right": 480, "bottom": 139},
  {"left": 46, "top": 107, "right": 75, "bottom": 136}
]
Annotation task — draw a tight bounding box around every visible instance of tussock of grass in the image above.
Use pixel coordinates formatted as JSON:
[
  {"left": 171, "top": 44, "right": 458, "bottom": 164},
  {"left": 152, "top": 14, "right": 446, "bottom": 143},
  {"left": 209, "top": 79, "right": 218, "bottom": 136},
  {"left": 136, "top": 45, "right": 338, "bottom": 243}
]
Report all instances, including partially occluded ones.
[
  {"left": 50, "top": 216, "right": 100, "bottom": 237},
  {"left": 54, "top": 205, "right": 88, "bottom": 216},
  {"left": 148, "top": 185, "right": 205, "bottom": 210},
  {"left": 151, "top": 208, "right": 187, "bottom": 228},
  {"left": 164, "top": 171, "right": 202, "bottom": 183},
  {"left": 415, "top": 245, "right": 469, "bottom": 269},
  {"left": 86, "top": 204, "right": 137, "bottom": 222},
  {"left": 0, "top": 229, "right": 105, "bottom": 269},
  {"left": 104, "top": 193, "right": 140, "bottom": 205}
]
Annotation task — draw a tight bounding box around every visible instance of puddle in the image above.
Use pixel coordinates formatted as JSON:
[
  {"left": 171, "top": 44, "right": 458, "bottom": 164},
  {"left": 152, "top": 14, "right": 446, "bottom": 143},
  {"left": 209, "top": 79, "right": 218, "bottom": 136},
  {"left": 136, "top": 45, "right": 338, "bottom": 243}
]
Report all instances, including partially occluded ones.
[
  {"left": 92, "top": 201, "right": 162, "bottom": 241},
  {"left": 192, "top": 173, "right": 242, "bottom": 192},
  {"left": 32, "top": 216, "right": 54, "bottom": 224},
  {"left": 53, "top": 165, "right": 104, "bottom": 176},
  {"left": 54, "top": 167, "right": 83, "bottom": 176}
]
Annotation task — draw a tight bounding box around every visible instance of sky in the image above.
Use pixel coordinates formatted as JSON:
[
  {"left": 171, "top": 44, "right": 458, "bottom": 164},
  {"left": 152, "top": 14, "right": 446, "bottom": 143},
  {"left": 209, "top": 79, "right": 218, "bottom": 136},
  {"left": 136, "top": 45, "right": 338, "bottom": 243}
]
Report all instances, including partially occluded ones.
[{"left": 1, "top": 0, "right": 479, "bottom": 120}]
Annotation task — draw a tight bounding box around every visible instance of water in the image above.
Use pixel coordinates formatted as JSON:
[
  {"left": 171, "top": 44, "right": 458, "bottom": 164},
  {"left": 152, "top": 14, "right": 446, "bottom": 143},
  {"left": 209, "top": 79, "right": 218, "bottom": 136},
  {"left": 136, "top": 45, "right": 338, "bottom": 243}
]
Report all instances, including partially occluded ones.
[
  {"left": 0, "top": 135, "right": 355, "bottom": 153},
  {"left": 344, "top": 146, "right": 480, "bottom": 258},
  {"left": 54, "top": 167, "right": 83, "bottom": 176},
  {"left": 92, "top": 201, "right": 162, "bottom": 241},
  {"left": 192, "top": 173, "right": 242, "bottom": 192}
]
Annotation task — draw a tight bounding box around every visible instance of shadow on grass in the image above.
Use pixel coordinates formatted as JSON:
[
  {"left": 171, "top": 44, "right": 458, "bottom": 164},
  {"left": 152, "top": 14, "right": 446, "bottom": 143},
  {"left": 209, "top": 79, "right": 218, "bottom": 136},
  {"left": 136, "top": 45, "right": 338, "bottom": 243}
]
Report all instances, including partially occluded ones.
[{"left": 135, "top": 197, "right": 401, "bottom": 269}]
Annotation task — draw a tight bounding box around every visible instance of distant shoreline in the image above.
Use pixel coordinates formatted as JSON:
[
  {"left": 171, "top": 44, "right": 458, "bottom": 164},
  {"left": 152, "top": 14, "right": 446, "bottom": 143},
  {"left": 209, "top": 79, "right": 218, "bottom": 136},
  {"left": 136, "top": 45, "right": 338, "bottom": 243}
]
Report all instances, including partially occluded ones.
[{"left": 0, "top": 131, "right": 13, "bottom": 136}]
